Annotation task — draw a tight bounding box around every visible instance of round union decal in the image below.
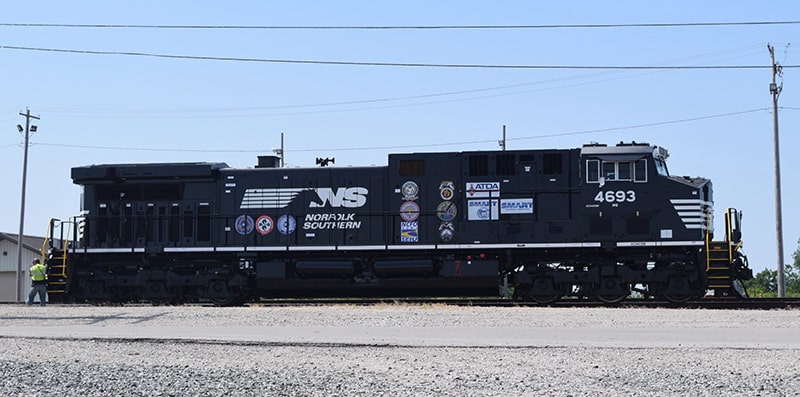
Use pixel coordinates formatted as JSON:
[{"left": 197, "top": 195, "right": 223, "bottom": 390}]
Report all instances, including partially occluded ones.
[
  {"left": 235, "top": 215, "right": 254, "bottom": 235},
  {"left": 436, "top": 201, "right": 457, "bottom": 222},
  {"left": 277, "top": 214, "right": 297, "bottom": 235},
  {"left": 256, "top": 215, "right": 274, "bottom": 235},
  {"left": 401, "top": 181, "right": 419, "bottom": 200},
  {"left": 399, "top": 201, "right": 420, "bottom": 222}
]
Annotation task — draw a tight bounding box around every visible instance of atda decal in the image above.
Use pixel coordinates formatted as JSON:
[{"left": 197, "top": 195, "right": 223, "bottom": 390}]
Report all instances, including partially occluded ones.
[
  {"left": 255, "top": 215, "right": 274, "bottom": 235},
  {"left": 235, "top": 215, "right": 254, "bottom": 235},
  {"left": 465, "top": 182, "right": 500, "bottom": 198}
]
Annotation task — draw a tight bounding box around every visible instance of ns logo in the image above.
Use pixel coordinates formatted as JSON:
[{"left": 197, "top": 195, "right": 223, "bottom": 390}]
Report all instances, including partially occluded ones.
[
  {"left": 239, "top": 186, "right": 369, "bottom": 209},
  {"left": 310, "top": 187, "right": 368, "bottom": 208}
]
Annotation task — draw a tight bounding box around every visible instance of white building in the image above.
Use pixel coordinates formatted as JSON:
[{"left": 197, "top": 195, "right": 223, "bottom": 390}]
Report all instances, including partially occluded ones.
[{"left": 0, "top": 233, "right": 47, "bottom": 302}]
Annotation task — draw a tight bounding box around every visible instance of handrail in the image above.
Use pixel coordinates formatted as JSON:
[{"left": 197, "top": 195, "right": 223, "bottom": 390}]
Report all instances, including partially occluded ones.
[
  {"left": 704, "top": 208, "right": 711, "bottom": 272},
  {"left": 40, "top": 218, "right": 54, "bottom": 260},
  {"left": 41, "top": 217, "right": 72, "bottom": 278},
  {"left": 725, "top": 209, "right": 733, "bottom": 263}
]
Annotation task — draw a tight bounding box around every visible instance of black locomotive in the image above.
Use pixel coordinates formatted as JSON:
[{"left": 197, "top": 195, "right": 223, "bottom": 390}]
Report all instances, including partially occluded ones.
[{"left": 44, "top": 142, "right": 753, "bottom": 305}]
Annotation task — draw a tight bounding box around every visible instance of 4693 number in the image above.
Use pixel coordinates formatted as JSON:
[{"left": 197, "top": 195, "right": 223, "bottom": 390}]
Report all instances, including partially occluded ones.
[{"left": 594, "top": 190, "right": 636, "bottom": 203}]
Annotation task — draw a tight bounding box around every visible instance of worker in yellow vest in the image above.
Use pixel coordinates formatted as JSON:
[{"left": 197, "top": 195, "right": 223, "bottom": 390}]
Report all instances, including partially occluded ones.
[{"left": 26, "top": 258, "right": 47, "bottom": 306}]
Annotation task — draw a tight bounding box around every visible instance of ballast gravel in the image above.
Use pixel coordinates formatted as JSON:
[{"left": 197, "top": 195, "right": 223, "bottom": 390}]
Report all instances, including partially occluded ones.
[{"left": 1, "top": 305, "right": 799, "bottom": 396}]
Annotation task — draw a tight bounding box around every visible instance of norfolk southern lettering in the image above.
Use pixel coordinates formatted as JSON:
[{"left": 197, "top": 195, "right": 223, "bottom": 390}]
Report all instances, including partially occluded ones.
[{"left": 304, "top": 213, "right": 362, "bottom": 230}]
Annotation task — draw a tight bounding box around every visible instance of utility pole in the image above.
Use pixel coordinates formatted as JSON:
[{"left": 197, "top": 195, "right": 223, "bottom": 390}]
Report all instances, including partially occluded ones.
[
  {"left": 272, "top": 132, "right": 285, "bottom": 167},
  {"left": 16, "top": 108, "right": 40, "bottom": 302},
  {"left": 499, "top": 125, "right": 506, "bottom": 151},
  {"left": 768, "top": 44, "right": 785, "bottom": 298}
]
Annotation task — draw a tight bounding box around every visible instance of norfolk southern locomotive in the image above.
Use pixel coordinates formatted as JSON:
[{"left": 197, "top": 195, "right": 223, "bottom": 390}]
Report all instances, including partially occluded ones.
[{"left": 44, "top": 142, "right": 752, "bottom": 305}]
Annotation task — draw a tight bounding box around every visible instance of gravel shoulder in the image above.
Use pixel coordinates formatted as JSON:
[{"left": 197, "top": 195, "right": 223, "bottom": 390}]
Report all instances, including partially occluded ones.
[{"left": 2, "top": 305, "right": 799, "bottom": 396}]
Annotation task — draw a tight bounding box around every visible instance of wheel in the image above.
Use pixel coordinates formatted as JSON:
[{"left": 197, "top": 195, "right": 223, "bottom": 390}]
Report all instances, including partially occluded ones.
[
  {"left": 528, "top": 277, "right": 562, "bottom": 305},
  {"left": 595, "top": 278, "right": 629, "bottom": 304},
  {"left": 663, "top": 293, "right": 693, "bottom": 303},
  {"left": 596, "top": 294, "right": 628, "bottom": 304},
  {"left": 207, "top": 281, "right": 245, "bottom": 306},
  {"left": 530, "top": 294, "right": 562, "bottom": 305}
]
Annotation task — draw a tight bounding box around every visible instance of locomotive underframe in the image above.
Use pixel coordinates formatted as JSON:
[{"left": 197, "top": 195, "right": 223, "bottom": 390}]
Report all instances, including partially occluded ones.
[{"left": 54, "top": 245, "right": 706, "bottom": 305}]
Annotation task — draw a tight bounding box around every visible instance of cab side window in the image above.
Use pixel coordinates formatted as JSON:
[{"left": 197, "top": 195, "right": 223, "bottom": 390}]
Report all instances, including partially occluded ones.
[
  {"left": 587, "top": 159, "right": 647, "bottom": 183},
  {"left": 586, "top": 160, "right": 600, "bottom": 183},
  {"left": 602, "top": 162, "right": 616, "bottom": 180}
]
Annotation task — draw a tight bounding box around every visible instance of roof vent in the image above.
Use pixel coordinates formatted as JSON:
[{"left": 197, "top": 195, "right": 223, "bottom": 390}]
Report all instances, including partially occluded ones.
[{"left": 256, "top": 155, "right": 281, "bottom": 168}]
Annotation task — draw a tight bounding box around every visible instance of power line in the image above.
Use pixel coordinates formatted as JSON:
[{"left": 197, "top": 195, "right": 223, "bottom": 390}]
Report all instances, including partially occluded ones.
[
  {"left": 1, "top": 21, "right": 799, "bottom": 29},
  {"left": 31, "top": 107, "right": 771, "bottom": 154},
  {"left": 32, "top": 142, "right": 268, "bottom": 153},
  {"left": 31, "top": 45, "right": 767, "bottom": 118},
  {"left": 1, "top": 45, "right": 795, "bottom": 69}
]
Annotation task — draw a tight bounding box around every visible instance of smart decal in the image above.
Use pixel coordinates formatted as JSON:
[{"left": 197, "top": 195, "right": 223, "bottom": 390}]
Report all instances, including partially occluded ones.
[
  {"left": 500, "top": 198, "right": 534, "bottom": 214},
  {"left": 468, "top": 199, "right": 499, "bottom": 221}
]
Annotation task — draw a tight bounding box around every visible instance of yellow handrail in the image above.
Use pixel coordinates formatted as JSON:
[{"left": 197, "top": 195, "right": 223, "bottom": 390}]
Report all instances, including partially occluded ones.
[
  {"left": 704, "top": 208, "right": 711, "bottom": 272},
  {"left": 40, "top": 218, "right": 71, "bottom": 278},
  {"left": 39, "top": 218, "right": 53, "bottom": 260}
]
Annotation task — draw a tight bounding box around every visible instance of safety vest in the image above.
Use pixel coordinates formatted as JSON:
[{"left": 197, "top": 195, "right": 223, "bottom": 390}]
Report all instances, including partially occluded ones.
[{"left": 30, "top": 263, "right": 46, "bottom": 282}]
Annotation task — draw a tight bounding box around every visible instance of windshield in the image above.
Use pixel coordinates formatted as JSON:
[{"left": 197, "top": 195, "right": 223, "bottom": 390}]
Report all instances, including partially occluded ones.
[{"left": 654, "top": 159, "right": 669, "bottom": 176}]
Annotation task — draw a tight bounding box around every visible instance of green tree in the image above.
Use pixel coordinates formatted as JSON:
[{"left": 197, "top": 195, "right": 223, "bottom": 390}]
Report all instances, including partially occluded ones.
[
  {"left": 789, "top": 239, "right": 800, "bottom": 294},
  {"left": 744, "top": 268, "right": 778, "bottom": 297},
  {"left": 743, "top": 238, "right": 800, "bottom": 297}
]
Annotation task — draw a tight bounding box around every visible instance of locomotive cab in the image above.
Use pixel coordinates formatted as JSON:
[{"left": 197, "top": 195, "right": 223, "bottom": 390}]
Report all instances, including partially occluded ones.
[
  {"left": 580, "top": 142, "right": 712, "bottom": 245},
  {"left": 510, "top": 142, "right": 716, "bottom": 303}
]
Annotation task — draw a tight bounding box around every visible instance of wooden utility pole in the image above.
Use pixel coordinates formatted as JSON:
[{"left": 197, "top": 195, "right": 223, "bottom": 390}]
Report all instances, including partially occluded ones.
[
  {"left": 499, "top": 125, "right": 506, "bottom": 151},
  {"left": 16, "top": 108, "right": 40, "bottom": 302},
  {"left": 767, "top": 44, "right": 785, "bottom": 298}
]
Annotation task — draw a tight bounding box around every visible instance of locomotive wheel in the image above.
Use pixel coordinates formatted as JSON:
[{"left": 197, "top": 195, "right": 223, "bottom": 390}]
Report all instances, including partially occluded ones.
[
  {"left": 663, "top": 275, "right": 696, "bottom": 303},
  {"left": 530, "top": 293, "right": 562, "bottom": 305},
  {"left": 596, "top": 294, "right": 628, "bottom": 304},
  {"left": 663, "top": 293, "right": 693, "bottom": 303},
  {"left": 207, "top": 281, "right": 244, "bottom": 306},
  {"left": 529, "top": 277, "right": 562, "bottom": 304}
]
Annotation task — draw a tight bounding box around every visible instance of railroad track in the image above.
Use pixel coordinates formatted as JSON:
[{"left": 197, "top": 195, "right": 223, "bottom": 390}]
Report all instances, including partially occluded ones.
[
  {"left": 5, "top": 297, "right": 796, "bottom": 309},
  {"left": 246, "top": 297, "right": 800, "bottom": 309}
]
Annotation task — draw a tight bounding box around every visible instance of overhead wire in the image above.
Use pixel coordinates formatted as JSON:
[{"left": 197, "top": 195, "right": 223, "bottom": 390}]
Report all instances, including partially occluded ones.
[
  {"left": 1, "top": 21, "right": 799, "bottom": 29},
  {"left": 24, "top": 44, "right": 767, "bottom": 119},
  {"left": 1, "top": 45, "right": 793, "bottom": 69},
  {"left": 31, "top": 107, "right": 773, "bottom": 154}
]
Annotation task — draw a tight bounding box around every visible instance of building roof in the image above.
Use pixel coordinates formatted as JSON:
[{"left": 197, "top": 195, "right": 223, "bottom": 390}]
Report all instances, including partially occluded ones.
[{"left": 0, "top": 232, "right": 46, "bottom": 253}]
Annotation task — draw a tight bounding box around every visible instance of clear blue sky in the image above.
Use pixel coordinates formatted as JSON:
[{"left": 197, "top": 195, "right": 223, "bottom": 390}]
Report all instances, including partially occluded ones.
[{"left": 1, "top": 1, "right": 798, "bottom": 274}]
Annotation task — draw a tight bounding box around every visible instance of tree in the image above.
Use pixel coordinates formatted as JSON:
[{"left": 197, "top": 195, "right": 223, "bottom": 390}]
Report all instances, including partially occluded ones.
[
  {"left": 743, "top": 238, "right": 800, "bottom": 297},
  {"left": 744, "top": 268, "right": 778, "bottom": 297},
  {"left": 789, "top": 239, "right": 800, "bottom": 294}
]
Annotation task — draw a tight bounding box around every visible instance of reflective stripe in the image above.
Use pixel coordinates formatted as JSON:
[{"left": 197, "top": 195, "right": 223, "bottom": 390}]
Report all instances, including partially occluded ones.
[{"left": 30, "top": 264, "right": 46, "bottom": 281}]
